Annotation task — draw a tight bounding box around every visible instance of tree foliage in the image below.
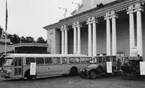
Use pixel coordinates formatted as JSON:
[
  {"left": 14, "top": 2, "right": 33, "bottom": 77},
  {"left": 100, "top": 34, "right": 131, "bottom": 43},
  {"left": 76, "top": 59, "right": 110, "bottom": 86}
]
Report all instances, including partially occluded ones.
[
  {"left": 12, "top": 34, "right": 21, "bottom": 44},
  {"left": 20, "top": 36, "right": 26, "bottom": 43},
  {"left": 7, "top": 33, "right": 46, "bottom": 44},
  {"left": 25, "top": 36, "right": 35, "bottom": 43},
  {"left": 36, "top": 37, "right": 46, "bottom": 43}
]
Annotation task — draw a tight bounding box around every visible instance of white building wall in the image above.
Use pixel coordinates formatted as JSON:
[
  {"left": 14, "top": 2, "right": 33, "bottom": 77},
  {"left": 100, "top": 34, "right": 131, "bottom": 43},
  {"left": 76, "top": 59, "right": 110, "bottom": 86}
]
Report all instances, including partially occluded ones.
[
  {"left": 47, "top": 29, "right": 56, "bottom": 54},
  {"left": 47, "top": 29, "right": 61, "bottom": 54},
  {"left": 55, "top": 29, "right": 61, "bottom": 54}
]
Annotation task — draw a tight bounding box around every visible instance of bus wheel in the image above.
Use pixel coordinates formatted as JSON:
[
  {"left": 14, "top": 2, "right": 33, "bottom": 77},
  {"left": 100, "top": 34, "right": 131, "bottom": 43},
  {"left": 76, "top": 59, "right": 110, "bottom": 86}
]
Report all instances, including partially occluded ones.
[
  {"left": 69, "top": 67, "right": 78, "bottom": 76},
  {"left": 89, "top": 70, "right": 97, "bottom": 79}
]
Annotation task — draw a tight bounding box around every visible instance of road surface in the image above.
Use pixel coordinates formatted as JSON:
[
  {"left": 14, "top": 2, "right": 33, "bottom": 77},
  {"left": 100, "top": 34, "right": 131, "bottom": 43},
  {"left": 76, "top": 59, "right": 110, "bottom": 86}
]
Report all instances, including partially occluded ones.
[{"left": 0, "top": 75, "right": 145, "bottom": 88}]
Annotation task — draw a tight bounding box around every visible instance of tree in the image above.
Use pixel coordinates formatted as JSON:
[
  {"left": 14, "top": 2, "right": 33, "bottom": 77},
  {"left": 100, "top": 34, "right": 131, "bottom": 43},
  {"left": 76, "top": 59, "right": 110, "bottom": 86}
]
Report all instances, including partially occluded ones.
[
  {"left": 7, "top": 33, "right": 13, "bottom": 41},
  {"left": 20, "top": 36, "right": 26, "bottom": 43},
  {"left": 25, "top": 36, "right": 35, "bottom": 43},
  {"left": 36, "top": 37, "right": 46, "bottom": 43},
  {"left": 12, "top": 34, "right": 20, "bottom": 44}
]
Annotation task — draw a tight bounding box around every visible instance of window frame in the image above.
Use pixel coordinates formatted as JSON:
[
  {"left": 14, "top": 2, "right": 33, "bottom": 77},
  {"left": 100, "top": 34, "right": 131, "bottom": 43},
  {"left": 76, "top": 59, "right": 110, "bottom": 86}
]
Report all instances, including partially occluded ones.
[
  {"left": 45, "top": 57, "right": 52, "bottom": 64},
  {"left": 36, "top": 57, "right": 44, "bottom": 65},
  {"left": 80, "top": 57, "right": 90, "bottom": 64},
  {"left": 26, "top": 57, "right": 35, "bottom": 65},
  {"left": 52, "top": 57, "right": 60, "bottom": 64}
]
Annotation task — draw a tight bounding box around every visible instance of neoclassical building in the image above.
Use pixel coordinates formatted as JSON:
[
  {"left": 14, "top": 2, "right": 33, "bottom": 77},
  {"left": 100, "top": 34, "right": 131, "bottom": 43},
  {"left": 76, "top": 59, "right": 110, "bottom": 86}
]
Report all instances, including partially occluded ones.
[{"left": 44, "top": 0, "right": 145, "bottom": 59}]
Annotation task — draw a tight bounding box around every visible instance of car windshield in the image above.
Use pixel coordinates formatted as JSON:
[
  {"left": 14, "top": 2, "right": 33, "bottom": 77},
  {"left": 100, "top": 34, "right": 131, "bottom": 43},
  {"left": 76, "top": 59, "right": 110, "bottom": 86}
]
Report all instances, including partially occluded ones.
[{"left": 4, "top": 58, "right": 13, "bottom": 66}]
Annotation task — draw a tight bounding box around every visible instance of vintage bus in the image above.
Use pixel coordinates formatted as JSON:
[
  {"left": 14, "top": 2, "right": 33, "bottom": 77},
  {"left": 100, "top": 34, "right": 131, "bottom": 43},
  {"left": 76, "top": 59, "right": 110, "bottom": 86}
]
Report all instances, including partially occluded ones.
[{"left": 0, "top": 54, "right": 91, "bottom": 80}]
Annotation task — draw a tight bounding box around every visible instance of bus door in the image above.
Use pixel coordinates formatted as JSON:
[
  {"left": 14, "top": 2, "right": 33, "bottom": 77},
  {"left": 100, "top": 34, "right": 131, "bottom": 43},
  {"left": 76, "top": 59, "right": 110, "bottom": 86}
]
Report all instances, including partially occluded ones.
[
  {"left": 62, "top": 57, "right": 68, "bottom": 74},
  {"left": 36, "top": 57, "right": 46, "bottom": 77},
  {"left": 46, "top": 57, "right": 63, "bottom": 75},
  {"left": 14, "top": 57, "right": 23, "bottom": 77}
]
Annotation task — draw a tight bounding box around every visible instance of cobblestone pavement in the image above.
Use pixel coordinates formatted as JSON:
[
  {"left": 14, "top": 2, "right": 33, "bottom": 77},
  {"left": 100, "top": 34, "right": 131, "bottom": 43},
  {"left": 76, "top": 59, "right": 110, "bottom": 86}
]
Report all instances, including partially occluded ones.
[{"left": 0, "top": 76, "right": 145, "bottom": 88}]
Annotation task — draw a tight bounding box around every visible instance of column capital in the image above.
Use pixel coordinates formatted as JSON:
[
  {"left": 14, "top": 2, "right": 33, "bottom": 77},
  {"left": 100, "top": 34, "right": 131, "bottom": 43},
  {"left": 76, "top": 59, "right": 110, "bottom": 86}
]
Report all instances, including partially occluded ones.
[
  {"left": 127, "top": 5, "right": 134, "bottom": 14},
  {"left": 110, "top": 11, "right": 118, "bottom": 18},
  {"left": 62, "top": 25, "right": 69, "bottom": 31},
  {"left": 73, "top": 22, "right": 81, "bottom": 28},
  {"left": 87, "top": 17, "right": 92, "bottom": 24},
  {"left": 134, "top": 3, "right": 143, "bottom": 12},
  {"left": 76, "top": 21, "right": 82, "bottom": 28},
  {"left": 61, "top": 26, "right": 64, "bottom": 31},
  {"left": 91, "top": 17, "right": 98, "bottom": 23},
  {"left": 72, "top": 22, "right": 77, "bottom": 28},
  {"left": 104, "top": 12, "right": 111, "bottom": 20}
]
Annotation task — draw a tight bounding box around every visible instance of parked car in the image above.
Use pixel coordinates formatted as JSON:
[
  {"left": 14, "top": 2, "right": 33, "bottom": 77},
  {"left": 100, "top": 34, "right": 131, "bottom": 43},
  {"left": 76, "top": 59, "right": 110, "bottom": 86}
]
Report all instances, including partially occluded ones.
[{"left": 79, "top": 56, "right": 117, "bottom": 79}]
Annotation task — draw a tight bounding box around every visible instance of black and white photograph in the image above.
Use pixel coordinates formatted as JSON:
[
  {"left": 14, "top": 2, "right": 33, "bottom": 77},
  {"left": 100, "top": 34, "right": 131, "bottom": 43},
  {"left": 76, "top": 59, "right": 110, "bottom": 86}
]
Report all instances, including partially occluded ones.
[{"left": 0, "top": 0, "right": 145, "bottom": 88}]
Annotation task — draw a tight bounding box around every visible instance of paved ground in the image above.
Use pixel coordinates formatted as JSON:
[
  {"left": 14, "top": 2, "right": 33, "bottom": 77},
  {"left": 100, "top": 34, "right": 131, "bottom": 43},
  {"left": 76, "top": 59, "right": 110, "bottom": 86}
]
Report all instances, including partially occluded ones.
[{"left": 0, "top": 75, "right": 145, "bottom": 88}]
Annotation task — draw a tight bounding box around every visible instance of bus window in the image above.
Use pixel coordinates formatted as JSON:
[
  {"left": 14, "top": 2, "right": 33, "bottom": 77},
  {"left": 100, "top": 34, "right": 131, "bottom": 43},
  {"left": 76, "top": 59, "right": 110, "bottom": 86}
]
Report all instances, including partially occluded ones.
[
  {"left": 98, "top": 57, "right": 102, "bottom": 63},
  {"left": 75, "top": 57, "right": 80, "bottom": 63},
  {"left": 14, "top": 58, "right": 22, "bottom": 66},
  {"left": 52, "top": 57, "right": 60, "bottom": 64},
  {"left": 112, "top": 56, "right": 116, "bottom": 62},
  {"left": 106, "top": 56, "right": 110, "bottom": 62},
  {"left": 80, "top": 57, "right": 90, "bottom": 63},
  {"left": 69, "top": 57, "right": 80, "bottom": 64},
  {"left": 36, "top": 57, "right": 44, "bottom": 64},
  {"left": 62, "top": 57, "right": 67, "bottom": 64},
  {"left": 94, "top": 57, "right": 97, "bottom": 63},
  {"left": 4, "top": 58, "right": 13, "bottom": 66},
  {"left": 45, "top": 57, "right": 52, "bottom": 64},
  {"left": 26, "top": 58, "right": 35, "bottom": 65},
  {"left": 102, "top": 57, "right": 106, "bottom": 63},
  {"left": 69, "top": 57, "right": 74, "bottom": 64}
]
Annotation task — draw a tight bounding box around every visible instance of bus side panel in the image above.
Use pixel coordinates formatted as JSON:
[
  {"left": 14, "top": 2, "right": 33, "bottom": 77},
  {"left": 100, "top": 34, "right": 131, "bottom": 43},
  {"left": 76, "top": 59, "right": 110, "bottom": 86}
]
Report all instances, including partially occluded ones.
[{"left": 46, "top": 64, "right": 63, "bottom": 76}]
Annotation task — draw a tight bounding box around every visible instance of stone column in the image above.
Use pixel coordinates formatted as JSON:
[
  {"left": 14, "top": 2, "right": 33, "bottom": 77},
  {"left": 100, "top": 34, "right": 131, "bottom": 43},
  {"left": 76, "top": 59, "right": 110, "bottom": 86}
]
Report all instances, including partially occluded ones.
[
  {"left": 73, "top": 22, "right": 77, "bottom": 54},
  {"left": 111, "top": 11, "right": 117, "bottom": 55},
  {"left": 61, "top": 26, "right": 65, "bottom": 54},
  {"left": 135, "top": 3, "right": 143, "bottom": 56},
  {"left": 87, "top": 18, "right": 92, "bottom": 56},
  {"left": 92, "top": 17, "right": 97, "bottom": 56},
  {"left": 77, "top": 21, "right": 81, "bottom": 54},
  {"left": 127, "top": 5, "right": 135, "bottom": 56},
  {"left": 105, "top": 13, "right": 111, "bottom": 55},
  {"left": 64, "top": 25, "right": 68, "bottom": 54}
]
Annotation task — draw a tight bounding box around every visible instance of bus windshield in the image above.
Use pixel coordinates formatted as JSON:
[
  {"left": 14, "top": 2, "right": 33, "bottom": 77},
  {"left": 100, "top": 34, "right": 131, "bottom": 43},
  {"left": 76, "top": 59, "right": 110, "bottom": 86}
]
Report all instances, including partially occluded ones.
[{"left": 4, "top": 58, "right": 13, "bottom": 66}]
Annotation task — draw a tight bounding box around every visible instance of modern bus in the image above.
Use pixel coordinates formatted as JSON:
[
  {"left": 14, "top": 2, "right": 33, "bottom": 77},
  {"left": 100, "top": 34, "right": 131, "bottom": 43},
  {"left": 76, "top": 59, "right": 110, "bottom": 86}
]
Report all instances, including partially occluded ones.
[{"left": 0, "top": 54, "right": 91, "bottom": 80}]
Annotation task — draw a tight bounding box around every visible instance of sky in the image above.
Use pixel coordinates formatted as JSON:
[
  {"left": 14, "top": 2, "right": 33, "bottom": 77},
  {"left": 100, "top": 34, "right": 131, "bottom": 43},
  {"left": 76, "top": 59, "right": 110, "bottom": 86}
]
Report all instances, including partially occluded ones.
[
  {"left": 0, "top": 0, "right": 114, "bottom": 40},
  {"left": 0, "top": 0, "right": 81, "bottom": 40}
]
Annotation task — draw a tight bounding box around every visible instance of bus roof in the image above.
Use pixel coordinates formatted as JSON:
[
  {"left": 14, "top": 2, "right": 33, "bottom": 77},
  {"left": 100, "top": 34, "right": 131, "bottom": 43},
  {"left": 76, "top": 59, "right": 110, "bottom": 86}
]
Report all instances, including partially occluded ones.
[{"left": 5, "top": 53, "right": 90, "bottom": 58}]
